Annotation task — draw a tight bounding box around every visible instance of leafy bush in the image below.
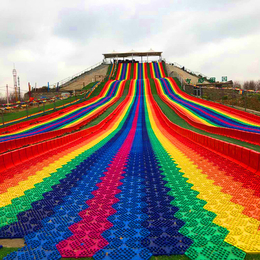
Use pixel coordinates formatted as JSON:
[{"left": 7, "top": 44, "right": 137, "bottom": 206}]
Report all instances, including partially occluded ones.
[{"left": 222, "top": 95, "right": 228, "bottom": 100}]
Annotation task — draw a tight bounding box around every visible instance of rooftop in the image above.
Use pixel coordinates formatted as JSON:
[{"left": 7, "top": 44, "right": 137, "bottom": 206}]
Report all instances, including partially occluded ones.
[{"left": 103, "top": 49, "right": 162, "bottom": 59}]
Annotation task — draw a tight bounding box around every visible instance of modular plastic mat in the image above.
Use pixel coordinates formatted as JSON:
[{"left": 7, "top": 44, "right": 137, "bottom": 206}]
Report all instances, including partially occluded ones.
[{"left": 1, "top": 63, "right": 260, "bottom": 260}]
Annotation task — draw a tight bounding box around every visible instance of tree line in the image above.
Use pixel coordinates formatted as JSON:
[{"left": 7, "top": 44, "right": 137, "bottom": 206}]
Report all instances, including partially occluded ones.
[{"left": 234, "top": 80, "right": 260, "bottom": 91}]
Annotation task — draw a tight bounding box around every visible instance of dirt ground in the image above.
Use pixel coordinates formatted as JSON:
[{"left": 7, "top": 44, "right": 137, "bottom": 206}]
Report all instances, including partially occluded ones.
[{"left": 0, "top": 239, "right": 25, "bottom": 248}]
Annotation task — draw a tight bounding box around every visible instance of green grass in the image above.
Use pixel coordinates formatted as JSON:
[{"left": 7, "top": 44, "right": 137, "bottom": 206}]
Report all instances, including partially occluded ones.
[
  {"left": 174, "top": 78, "right": 185, "bottom": 91},
  {"left": 85, "top": 82, "right": 107, "bottom": 101},
  {"left": 0, "top": 95, "right": 83, "bottom": 126},
  {"left": 1, "top": 247, "right": 259, "bottom": 260},
  {"left": 0, "top": 80, "right": 108, "bottom": 130},
  {"left": 0, "top": 247, "right": 19, "bottom": 259},
  {"left": 149, "top": 79, "right": 260, "bottom": 152},
  {"left": 106, "top": 64, "right": 112, "bottom": 80},
  {"left": 130, "top": 63, "right": 134, "bottom": 79},
  {"left": 147, "top": 62, "right": 152, "bottom": 79},
  {"left": 162, "top": 61, "right": 168, "bottom": 77},
  {"left": 82, "top": 82, "right": 98, "bottom": 91}
]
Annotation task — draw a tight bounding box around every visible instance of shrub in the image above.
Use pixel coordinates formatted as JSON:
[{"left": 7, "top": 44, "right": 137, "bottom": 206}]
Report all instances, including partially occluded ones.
[{"left": 222, "top": 95, "right": 228, "bottom": 100}]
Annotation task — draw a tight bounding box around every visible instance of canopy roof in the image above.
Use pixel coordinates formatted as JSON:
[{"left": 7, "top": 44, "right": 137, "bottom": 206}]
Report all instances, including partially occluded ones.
[{"left": 103, "top": 49, "right": 162, "bottom": 59}]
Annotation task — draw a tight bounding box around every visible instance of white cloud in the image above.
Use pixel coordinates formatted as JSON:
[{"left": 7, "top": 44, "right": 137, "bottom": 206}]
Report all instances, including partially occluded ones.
[{"left": 0, "top": 0, "right": 259, "bottom": 95}]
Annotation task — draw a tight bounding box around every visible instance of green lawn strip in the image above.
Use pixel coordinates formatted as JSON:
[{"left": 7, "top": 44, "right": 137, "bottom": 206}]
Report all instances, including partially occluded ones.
[
  {"left": 245, "top": 255, "right": 260, "bottom": 260},
  {"left": 85, "top": 82, "right": 107, "bottom": 101},
  {"left": 174, "top": 77, "right": 184, "bottom": 91},
  {"left": 162, "top": 62, "right": 168, "bottom": 77},
  {"left": 107, "top": 64, "right": 112, "bottom": 77},
  {"left": 82, "top": 82, "right": 98, "bottom": 91},
  {"left": 0, "top": 247, "right": 19, "bottom": 259},
  {"left": 149, "top": 79, "right": 260, "bottom": 152},
  {"left": 0, "top": 96, "right": 84, "bottom": 126},
  {"left": 130, "top": 63, "right": 134, "bottom": 79},
  {"left": 147, "top": 62, "right": 152, "bottom": 79},
  {"left": 82, "top": 81, "right": 130, "bottom": 129}
]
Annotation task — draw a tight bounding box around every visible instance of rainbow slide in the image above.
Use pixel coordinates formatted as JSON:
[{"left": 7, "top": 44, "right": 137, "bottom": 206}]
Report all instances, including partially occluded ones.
[
  {"left": 1, "top": 62, "right": 260, "bottom": 260},
  {"left": 0, "top": 80, "right": 126, "bottom": 142},
  {"left": 154, "top": 77, "right": 260, "bottom": 133}
]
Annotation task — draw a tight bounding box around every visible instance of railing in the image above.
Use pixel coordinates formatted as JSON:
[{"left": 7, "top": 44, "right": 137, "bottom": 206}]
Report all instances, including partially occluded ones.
[
  {"left": 169, "top": 62, "right": 210, "bottom": 80},
  {"left": 168, "top": 71, "right": 184, "bottom": 87},
  {"left": 49, "top": 61, "right": 104, "bottom": 88}
]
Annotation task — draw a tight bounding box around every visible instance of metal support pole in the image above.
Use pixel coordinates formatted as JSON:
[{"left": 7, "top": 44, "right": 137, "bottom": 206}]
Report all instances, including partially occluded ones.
[
  {"left": 245, "top": 91, "right": 247, "bottom": 111},
  {"left": 6, "top": 84, "right": 9, "bottom": 104},
  {"left": 232, "top": 85, "right": 234, "bottom": 107},
  {"left": 1, "top": 110, "right": 4, "bottom": 126},
  {"left": 26, "top": 104, "right": 28, "bottom": 118},
  {"left": 18, "top": 77, "right": 21, "bottom": 101}
]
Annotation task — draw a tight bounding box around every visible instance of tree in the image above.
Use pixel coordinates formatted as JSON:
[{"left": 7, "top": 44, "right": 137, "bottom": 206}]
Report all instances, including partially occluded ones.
[
  {"left": 233, "top": 81, "right": 242, "bottom": 89},
  {"left": 243, "top": 81, "right": 256, "bottom": 90},
  {"left": 256, "top": 80, "right": 260, "bottom": 91}
]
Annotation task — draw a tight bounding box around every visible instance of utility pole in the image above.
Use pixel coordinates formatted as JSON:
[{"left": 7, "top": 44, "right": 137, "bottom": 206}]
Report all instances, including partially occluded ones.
[
  {"left": 1, "top": 109, "right": 4, "bottom": 126},
  {"left": 13, "top": 65, "right": 18, "bottom": 102},
  {"left": 28, "top": 82, "right": 31, "bottom": 98},
  {"left": 245, "top": 90, "right": 247, "bottom": 111},
  {"left": 18, "top": 77, "right": 21, "bottom": 101},
  {"left": 6, "top": 84, "right": 9, "bottom": 104}
]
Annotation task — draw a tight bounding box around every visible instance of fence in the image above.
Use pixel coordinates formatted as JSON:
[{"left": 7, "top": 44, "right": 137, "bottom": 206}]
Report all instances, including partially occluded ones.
[{"left": 49, "top": 61, "right": 104, "bottom": 88}]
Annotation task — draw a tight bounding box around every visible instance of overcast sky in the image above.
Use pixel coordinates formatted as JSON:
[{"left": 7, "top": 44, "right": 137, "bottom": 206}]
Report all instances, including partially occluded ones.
[{"left": 0, "top": 0, "right": 260, "bottom": 96}]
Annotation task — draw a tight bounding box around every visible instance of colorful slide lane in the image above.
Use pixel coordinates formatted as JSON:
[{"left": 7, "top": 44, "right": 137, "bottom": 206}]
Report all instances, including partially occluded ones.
[
  {"left": 115, "top": 63, "right": 131, "bottom": 80},
  {"left": 0, "top": 77, "right": 260, "bottom": 259},
  {"left": 115, "top": 62, "right": 166, "bottom": 80},
  {"left": 155, "top": 77, "right": 260, "bottom": 134},
  {"left": 145, "top": 79, "right": 260, "bottom": 253},
  {"left": 107, "top": 63, "right": 115, "bottom": 80},
  {"left": 2, "top": 63, "right": 260, "bottom": 260},
  {"left": 0, "top": 80, "right": 126, "bottom": 143}
]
